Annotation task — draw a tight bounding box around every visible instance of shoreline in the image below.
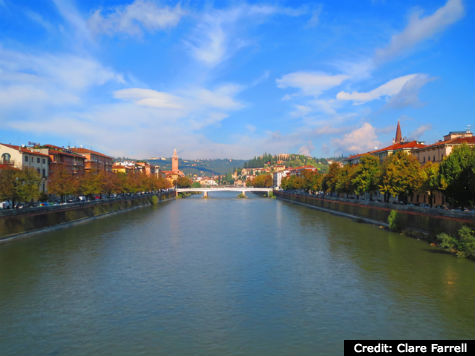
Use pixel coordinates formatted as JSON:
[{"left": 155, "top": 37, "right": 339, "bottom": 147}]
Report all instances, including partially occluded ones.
[{"left": 0, "top": 195, "right": 175, "bottom": 244}]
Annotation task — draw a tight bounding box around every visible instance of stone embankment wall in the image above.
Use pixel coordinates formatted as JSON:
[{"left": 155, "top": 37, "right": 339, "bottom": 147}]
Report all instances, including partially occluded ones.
[
  {"left": 275, "top": 191, "right": 474, "bottom": 238},
  {"left": 0, "top": 191, "right": 175, "bottom": 241}
]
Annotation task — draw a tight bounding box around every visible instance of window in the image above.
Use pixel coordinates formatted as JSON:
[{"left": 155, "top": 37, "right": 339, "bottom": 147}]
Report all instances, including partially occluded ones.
[
  {"left": 37, "top": 168, "right": 40, "bottom": 174},
  {"left": 1, "top": 153, "right": 10, "bottom": 162},
  {"left": 37, "top": 157, "right": 40, "bottom": 163},
  {"left": 42, "top": 158, "right": 46, "bottom": 164},
  {"left": 24, "top": 156, "right": 28, "bottom": 162},
  {"left": 433, "top": 155, "right": 435, "bottom": 162},
  {"left": 42, "top": 169, "right": 46, "bottom": 178}
]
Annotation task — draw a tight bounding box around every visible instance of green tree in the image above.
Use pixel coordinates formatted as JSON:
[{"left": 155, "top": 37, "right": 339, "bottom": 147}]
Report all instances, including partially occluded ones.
[
  {"left": 379, "top": 151, "right": 422, "bottom": 203},
  {"left": 437, "top": 226, "right": 475, "bottom": 258},
  {"left": 419, "top": 161, "right": 440, "bottom": 207},
  {"left": 322, "top": 162, "right": 342, "bottom": 194},
  {"left": 438, "top": 144, "right": 475, "bottom": 209},
  {"left": 351, "top": 155, "right": 380, "bottom": 199},
  {"left": 336, "top": 164, "right": 357, "bottom": 198},
  {"left": 191, "top": 181, "right": 201, "bottom": 188},
  {"left": 175, "top": 176, "right": 193, "bottom": 188},
  {"left": 15, "top": 167, "right": 41, "bottom": 203},
  {"left": 0, "top": 168, "right": 17, "bottom": 202}
]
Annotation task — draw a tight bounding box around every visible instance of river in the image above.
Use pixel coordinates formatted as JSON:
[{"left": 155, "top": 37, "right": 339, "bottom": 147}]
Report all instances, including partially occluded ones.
[{"left": 0, "top": 192, "right": 473, "bottom": 355}]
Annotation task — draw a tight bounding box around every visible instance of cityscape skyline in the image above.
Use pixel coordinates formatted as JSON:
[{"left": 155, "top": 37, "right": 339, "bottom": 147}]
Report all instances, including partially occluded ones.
[{"left": 0, "top": 0, "right": 473, "bottom": 159}]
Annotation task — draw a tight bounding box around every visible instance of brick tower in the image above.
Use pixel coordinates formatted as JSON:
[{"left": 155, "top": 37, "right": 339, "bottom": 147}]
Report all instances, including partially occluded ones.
[
  {"left": 172, "top": 148, "right": 178, "bottom": 172},
  {"left": 394, "top": 120, "right": 402, "bottom": 143}
]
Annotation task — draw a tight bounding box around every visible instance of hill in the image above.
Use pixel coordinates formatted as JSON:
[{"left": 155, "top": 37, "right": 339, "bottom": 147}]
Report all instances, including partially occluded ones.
[{"left": 146, "top": 158, "right": 246, "bottom": 176}]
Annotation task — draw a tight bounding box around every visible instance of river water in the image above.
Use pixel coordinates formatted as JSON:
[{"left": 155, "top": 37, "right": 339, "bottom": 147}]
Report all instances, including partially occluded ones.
[{"left": 0, "top": 192, "right": 473, "bottom": 355}]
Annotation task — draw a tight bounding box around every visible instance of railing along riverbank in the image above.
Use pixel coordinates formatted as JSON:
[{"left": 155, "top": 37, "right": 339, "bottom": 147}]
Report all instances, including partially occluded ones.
[
  {"left": 274, "top": 190, "right": 474, "bottom": 238},
  {"left": 0, "top": 191, "right": 175, "bottom": 241}
]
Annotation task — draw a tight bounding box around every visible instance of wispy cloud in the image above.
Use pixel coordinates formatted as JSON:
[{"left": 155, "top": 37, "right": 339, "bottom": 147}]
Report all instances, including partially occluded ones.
[
  {"left": 375, "top": 0, "right": 464, "bottom": 63},
  {"left": 336, "top": 74, "right": 430, "bottom": 104},
  {"left": 277, "top": 72, "right": 349, "bottom": 97},
  {"left": 88, "top": 0, "right": 184, "bottom": 37},
  {"left": 114, "top": 88, "right": 183, "bottom": 109},
  {"left": 187, "top": 4, "right": 305, "bottom": 67},
  {"left": 408, "top": 124, "right": 432, "bottom": 140},
  {"left": 0, "top": 46, "right": 123, "bottom": 110}
]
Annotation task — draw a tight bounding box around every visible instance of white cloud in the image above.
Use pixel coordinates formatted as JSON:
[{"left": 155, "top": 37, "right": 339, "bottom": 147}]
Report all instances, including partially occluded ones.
[
  {"left": 0, "top": 46, "right": 123, "bottom": 110},
  {"left": 114, "top": 88, "right": 183, "bottom": 109},
  {"left": 375, "top": 0, "right": 464, "bottom": 62},
  {"left": 187, "top": 4, "right": 304, "bottom": 67},
  {"left": 88, "top": 0, "right": 183, "bottom": 37},
  {"left": 277, "top": 72, "right": 349, "bottom": 97},
  {"left": 408, "top": 124, "right": 432, "bottom": 140},
  {"left": 336, "top": 74, "right": 430, "bottom": 103},
  {"left": 332, "top": 123, "right": 381, "bottom": 153}
]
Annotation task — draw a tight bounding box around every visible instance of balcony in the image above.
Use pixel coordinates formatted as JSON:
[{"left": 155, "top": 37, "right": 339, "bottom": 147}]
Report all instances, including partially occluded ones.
[{"left": 0, "top": 159, "right": 15, "bottom": 166}]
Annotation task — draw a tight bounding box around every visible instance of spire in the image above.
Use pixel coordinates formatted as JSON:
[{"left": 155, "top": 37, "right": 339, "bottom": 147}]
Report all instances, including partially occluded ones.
[{"left": 394, "top": 120, "right": 402, "bottom": 143}]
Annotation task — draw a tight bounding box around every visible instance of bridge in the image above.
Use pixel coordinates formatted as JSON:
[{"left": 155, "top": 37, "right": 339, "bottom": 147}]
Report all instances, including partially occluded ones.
[{"left": 176, "top": 187, "right": 273, "bottom": 198}]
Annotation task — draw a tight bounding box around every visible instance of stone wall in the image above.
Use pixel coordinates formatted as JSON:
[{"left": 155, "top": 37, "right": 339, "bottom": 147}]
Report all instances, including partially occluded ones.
[
  {"left": 0, "top": 192, "right": 174, "bottom": 241},
  {"left": 275, "top": 191, "right": 474, "bottom": 238}
]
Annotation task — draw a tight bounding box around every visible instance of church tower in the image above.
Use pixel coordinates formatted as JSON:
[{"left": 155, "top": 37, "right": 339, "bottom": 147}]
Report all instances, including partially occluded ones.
[
  {"left": 172, "top": 148, "right": 178, "bottom": 172},
  {"left": 394, "top": 120, "right": 403, "bottom": 144}
]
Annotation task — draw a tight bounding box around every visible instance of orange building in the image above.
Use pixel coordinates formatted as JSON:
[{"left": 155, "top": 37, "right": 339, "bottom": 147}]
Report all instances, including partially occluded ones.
[
  {"left": 32, "top": 144, "right": 85, "bottom": 175},
  {"left": 70, "top": 147, "right": 113, "bottom": 173}
]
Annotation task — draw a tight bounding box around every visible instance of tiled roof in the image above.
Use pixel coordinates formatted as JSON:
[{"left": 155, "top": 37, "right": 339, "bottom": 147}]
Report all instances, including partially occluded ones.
[
  {"left": 415, "top": 136, "right": 475, "bottom": 149},
  {"left": 70, "top": 147, "right": 112, "bottom": 159},
  {"left": 347, "top": 141, "right": 426, "bottom": 160},
  {"left": 0, "top": 143, "right": 50, "bottom": 158}
]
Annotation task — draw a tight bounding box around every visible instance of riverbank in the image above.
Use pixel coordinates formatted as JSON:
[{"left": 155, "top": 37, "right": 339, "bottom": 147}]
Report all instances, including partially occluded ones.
[
  {"left": 0, "top": 191, "right": 175, "bottom": 243},
  {"left": 275, "top": 191, "right": 474, "bottom": 240}
]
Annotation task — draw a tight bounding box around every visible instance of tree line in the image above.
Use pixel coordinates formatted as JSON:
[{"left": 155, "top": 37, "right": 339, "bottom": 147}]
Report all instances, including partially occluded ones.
[
  {"left": 280, "top": 144, "right": 475, "bottom": 209},
  {"left": 0, "top": 165, "right": 173, "bottom": 206}
]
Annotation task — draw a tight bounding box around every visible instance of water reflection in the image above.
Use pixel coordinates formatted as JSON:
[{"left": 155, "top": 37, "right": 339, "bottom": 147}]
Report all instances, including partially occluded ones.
[{"left": 0, "top": 195, "right": 473, "bottom": 356}]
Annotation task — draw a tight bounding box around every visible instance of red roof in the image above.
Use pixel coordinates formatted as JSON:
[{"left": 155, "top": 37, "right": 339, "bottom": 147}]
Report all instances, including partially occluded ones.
[
  {"left": 348, "top": 141, "right": 426, "bottom": 160},
  {"left": 288, "top": 165, "right": 318, "bottom": 171},
  {"left": 416, "top": 136, "right": 475, "bottom": 149},
  {"left": 70, "top": 147, "right": 112, "bottom": 159},
  {"left": 0, "top": 143, "right": 50, "bottom": 158}
]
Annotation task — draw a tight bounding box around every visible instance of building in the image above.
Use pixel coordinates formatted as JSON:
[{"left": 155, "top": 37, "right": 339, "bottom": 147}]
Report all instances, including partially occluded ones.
[
  {"left": 162, "top": 149, "right": 185, "bottom": 184},
  {"left": 346, "top": 122, "right": 426, "bottom": 165},
  {"left": 70, "top": 147, "right": 113, "bottom": 173},
  {"left": 413, "top": 130, "right": 474, "bottom": 164},
  {"left": 287, "top": 165, "right": 318, "bottom": 176},
  {"left": 0, "top": 143, "right": 50, "bottom": 192},
  {"left": 31, "top": 144, "right": 85, "bottom": 175},
  {"left": 172, "top": 148, "right": 179, "bottom": 172}
]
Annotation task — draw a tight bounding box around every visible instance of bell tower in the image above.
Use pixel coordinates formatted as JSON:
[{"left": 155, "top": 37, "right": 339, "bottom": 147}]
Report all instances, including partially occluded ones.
[{"left": 172, "top": 148, "right": 178, "bottom": 172}]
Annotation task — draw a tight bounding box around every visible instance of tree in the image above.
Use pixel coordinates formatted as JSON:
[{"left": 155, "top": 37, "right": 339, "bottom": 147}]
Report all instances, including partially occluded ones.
[
  {"left": 15, "top": 167, "right": 41, "bottom": 203},
  {"left": 438, "top": 144, "right": 475, "bottom": 209},
  {"left": 249, "top": 174, "right": 273, "bottom": 187},
  {"left": 379, "top": 151, "right": 422, "bottom": 203},
  {"left": 419, "top": 161, "right": 440, "bottom": 207},
  {"left": 351, "top": 155, "right": 380, "bottom": 199},
  {"left": 175, "top": 176, "right": 192, "bottom": 188},
  {"left": 335, "top": 164, "right": 357, "bottom": 198},
  {"left": 0, "top": 168, "right": 18, "bottom": 202},
  {"left": 78, "top": 172, "right": 103, "bottom": 196},
  {"left": 48, "top": 166, "right": 78, "bottom": 201},
  {"left": 191, "top": 181, "right": 201, "bottom": 188},
  {"left": 322, "top": 162, "right": 341, "bottom": 194}
]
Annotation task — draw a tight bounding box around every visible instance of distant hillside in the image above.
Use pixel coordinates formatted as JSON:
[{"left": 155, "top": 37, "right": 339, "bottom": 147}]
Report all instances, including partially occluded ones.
[
  {"left": 243, "top": 153, "right": 330, "bottom": 173},
  {"left": 146, "top": 158, "right": 246, "bottom": 176}
]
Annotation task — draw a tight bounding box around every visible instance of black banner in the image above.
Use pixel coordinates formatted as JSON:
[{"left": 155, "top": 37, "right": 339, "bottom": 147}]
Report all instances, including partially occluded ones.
[{"left": 345, "top": 340, "right": 475, "bottom": 356}]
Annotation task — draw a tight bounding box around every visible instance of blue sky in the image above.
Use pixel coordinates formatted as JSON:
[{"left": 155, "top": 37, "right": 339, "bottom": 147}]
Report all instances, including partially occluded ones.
[{"left": 0, "top": 0, "right": 473, "bottom": 159}]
